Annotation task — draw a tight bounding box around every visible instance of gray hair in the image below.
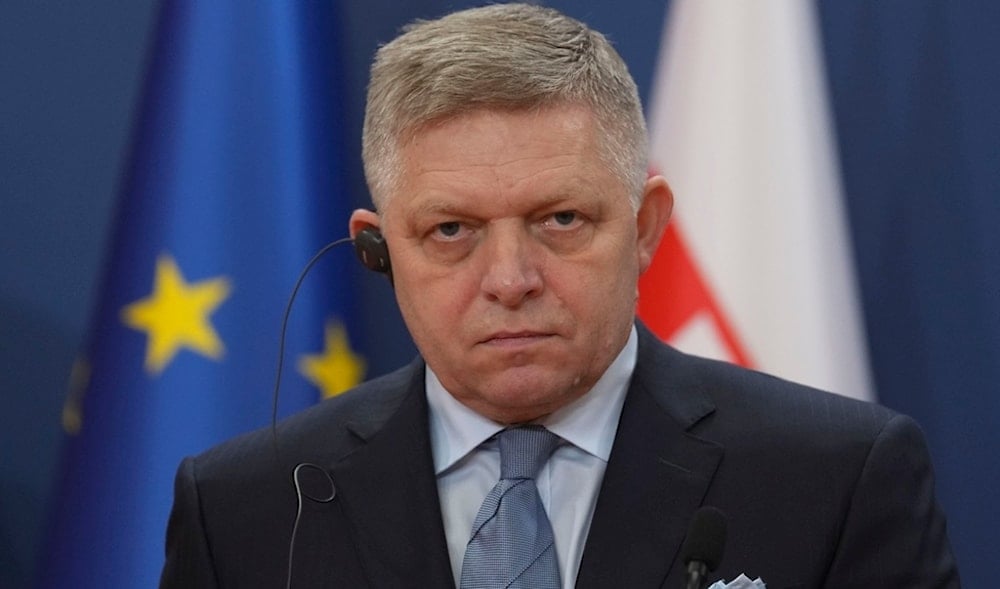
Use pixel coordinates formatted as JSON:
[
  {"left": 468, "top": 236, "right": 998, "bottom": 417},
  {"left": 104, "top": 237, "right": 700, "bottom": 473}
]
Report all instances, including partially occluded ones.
[{"left": 362, "top": 3, "right": 648, "bottom": 212}]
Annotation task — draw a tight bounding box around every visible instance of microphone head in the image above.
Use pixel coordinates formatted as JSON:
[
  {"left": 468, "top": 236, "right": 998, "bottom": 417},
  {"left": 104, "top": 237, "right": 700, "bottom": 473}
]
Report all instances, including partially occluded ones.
[{"left": 680, "top": 506, "right": 727, "bottom": 570}]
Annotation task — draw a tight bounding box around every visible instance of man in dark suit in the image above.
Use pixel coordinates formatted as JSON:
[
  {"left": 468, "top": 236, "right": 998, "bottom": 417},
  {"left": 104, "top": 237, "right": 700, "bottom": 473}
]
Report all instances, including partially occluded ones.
[{"left": 160, "top": 4, "right": 959, "bottom": 587}]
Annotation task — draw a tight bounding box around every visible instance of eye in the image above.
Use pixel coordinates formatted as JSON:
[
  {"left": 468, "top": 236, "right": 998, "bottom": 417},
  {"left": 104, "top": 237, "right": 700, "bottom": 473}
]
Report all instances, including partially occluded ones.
[
  {"left": 552, "top": 211, "right": 577, "bottom": 226},
  {"left": 542, "top": 210, "right": 583, "bottom": 230},
  {"left": 430, "top": 220, "right": 472, "bottom": 242},
  {"left": 436, "top": 222, "right": 461, "bottom": 237},
  {"left": 422, "top": 220, "right": 476, "bottom": 263}
]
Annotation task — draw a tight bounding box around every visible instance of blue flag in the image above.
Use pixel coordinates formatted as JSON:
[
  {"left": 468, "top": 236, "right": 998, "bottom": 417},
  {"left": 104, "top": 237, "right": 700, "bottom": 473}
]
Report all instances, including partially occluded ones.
[{"left": 38, "top": 2, "right": 361, "bottom": 585}]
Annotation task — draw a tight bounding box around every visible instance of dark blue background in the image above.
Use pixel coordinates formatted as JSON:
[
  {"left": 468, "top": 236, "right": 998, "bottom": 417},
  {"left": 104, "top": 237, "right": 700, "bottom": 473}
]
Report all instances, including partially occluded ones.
[{"left": 2, "top": 1, "right": 996, "bottom": 586}]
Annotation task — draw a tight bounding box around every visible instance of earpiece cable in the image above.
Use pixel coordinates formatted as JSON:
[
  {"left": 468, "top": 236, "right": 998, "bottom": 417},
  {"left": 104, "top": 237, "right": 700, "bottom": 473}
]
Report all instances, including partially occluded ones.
[{"left": 270, "top": 237, "right": 354, "bottom": 468}]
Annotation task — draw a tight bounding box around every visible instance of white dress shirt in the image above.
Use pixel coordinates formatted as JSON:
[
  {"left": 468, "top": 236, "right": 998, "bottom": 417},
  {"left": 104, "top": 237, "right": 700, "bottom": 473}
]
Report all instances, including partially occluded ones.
[{"left": 427, "top": 326, "right": 638, "bottom": 588}]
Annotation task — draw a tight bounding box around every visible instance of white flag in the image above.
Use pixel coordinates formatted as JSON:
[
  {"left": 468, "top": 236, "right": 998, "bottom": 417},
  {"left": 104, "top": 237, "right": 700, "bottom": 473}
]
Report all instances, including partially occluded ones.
[{"left": 638, "top": 0, "right": 874, "bottom": 400}]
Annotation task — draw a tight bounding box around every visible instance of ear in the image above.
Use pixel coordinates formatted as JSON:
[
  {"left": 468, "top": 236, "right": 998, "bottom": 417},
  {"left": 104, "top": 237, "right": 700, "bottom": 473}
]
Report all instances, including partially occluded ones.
[
  {"left": 349, "top": 209, "right": 381, "bottom": 238},
  {"left": 635, "top": 175, "right": 674, "bottom": 274}
]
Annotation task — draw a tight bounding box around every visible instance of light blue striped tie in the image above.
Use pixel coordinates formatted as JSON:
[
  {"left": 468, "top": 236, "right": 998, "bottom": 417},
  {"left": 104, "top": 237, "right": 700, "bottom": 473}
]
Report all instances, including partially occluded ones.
[{"left": 460, "top": 426, "right": 562, "bottom": 589}]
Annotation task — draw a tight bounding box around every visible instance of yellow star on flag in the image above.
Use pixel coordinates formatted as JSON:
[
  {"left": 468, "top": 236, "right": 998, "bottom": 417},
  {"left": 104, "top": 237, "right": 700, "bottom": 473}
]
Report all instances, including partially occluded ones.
[
  {"left": 121, "top": 253, "right": 232, "bottom": 374},
  {"left": 298, "top": 321, "right": 365, "bottom": 399}
]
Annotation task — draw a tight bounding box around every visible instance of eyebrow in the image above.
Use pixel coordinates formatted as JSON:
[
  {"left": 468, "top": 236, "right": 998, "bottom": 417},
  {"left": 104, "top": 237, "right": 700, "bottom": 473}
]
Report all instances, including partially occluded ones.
[{"left": 406, "top": 200, "right": 468, "bottom": 221}]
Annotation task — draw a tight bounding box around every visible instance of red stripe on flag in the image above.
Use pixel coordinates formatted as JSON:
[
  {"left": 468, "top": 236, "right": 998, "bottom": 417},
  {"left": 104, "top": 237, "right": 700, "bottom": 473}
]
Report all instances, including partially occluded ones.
[{"left": 638, "top": 221, "right": 755, "bottom": 368}]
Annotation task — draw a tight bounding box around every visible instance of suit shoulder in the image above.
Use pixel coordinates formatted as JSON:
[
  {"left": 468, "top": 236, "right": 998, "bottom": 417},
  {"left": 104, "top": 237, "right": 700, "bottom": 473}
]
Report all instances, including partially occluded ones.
[
  {"left": 723, "top": 359, "right": 889, "bottom": 428},
  {"left": 640, "top": 337, "right": 898, "bottom": 441},
  {"left": 188, "top": 359, "right": 423, "bottom": 481}
]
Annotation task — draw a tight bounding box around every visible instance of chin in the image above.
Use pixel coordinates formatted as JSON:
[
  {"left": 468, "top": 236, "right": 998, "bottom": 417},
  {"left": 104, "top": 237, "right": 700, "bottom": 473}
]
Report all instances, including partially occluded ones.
[{"left": 481, "top": 371, "right": 583, "bottom": 412}]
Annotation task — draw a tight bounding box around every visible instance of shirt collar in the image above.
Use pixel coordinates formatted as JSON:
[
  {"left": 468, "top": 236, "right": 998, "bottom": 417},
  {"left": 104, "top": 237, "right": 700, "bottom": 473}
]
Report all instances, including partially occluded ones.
[{"left": 427, "top": 326, "right": 638, "bottom": 474}]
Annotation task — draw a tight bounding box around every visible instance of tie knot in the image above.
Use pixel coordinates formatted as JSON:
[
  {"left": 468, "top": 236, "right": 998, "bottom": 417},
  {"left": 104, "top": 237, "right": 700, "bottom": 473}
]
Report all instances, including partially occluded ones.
[{"left": 498, "top": 426, "right": 560, "bottom": 480}]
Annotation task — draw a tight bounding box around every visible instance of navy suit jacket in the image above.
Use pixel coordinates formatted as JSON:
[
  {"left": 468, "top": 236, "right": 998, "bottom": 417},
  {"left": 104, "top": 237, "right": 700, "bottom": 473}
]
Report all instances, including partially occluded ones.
[{"left": 160, "top": 324, "right": 959, "bottom": 588}]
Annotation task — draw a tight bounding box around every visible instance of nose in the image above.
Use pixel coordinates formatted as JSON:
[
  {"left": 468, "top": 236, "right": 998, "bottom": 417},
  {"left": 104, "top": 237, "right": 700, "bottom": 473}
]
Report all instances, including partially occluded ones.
[{"left": 479, "top": 225, "right": 544, "bottom": 307}]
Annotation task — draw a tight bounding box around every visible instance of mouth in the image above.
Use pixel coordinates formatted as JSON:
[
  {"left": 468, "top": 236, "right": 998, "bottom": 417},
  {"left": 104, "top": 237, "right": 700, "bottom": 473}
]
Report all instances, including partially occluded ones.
[{"left": 479, "top": 331, "right": 554, "bottom": 347}]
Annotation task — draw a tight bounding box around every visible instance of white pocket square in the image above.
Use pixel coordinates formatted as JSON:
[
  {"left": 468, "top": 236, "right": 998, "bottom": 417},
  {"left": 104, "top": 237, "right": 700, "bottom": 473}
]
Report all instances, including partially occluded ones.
[{"left": 707, "top": 574, "right": 766, "bottom": 589}]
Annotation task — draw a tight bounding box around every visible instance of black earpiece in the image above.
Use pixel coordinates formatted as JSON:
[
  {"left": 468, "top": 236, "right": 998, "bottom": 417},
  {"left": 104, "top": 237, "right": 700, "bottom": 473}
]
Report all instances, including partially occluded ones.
[{"left": 353, "top": 225, "right": 391, "bottom": 275}]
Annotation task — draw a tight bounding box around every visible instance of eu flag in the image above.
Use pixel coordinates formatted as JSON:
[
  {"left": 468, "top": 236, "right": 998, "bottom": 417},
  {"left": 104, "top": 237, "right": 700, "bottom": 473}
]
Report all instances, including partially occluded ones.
[{"left": 37, "top": 2, "right": 361, "bottom": 586}]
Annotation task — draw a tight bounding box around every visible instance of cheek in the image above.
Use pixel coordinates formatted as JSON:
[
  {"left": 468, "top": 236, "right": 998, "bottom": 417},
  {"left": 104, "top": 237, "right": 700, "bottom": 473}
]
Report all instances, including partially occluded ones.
[
  {"left": 397, "top": 279, "right": 448, "bottom": 322},
  {"left": 394, "top": 263, "right": 475, "bottom": 339},
  {"left": 555, "top": 253, "right": 637, "bottom": 320}
]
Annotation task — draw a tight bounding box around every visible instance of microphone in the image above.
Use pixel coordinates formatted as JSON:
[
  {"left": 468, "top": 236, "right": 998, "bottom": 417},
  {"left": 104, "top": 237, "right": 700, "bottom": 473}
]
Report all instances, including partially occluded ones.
[{"left": 681, "top": 506, "right": 727, "bottom": 589}]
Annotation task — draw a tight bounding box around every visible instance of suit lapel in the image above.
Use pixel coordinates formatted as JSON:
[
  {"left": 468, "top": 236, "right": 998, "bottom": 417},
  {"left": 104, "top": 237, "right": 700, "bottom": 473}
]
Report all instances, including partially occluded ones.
[
  {"left": 295, "top": 327, "right": 723, "bottom": 588},
  {"left": 576, "top": 325, "right": 724, "bottom": 588},
  {"left": 325, "top": 362, "right": 456, "bottom": 588}
]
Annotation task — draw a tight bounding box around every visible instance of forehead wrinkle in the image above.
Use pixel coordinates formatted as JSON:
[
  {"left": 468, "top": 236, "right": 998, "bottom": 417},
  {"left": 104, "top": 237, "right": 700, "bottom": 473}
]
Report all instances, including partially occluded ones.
[
  {"left": 491, "top": 158, "right": 591, "bottom": 199},
  {"left": 496, "top": 158, "right": 581, "bottom": 186},
  {"left": 412, "top": 151, "right": 580, "bottom": 174},
  {"left": 410, "top": 159, "right": 588, "bottom": 201}
]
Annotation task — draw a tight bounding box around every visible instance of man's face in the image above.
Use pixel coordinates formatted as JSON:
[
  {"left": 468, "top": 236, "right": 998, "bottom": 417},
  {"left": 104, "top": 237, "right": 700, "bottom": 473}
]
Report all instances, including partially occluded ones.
[{"left": 355, "top": 105, "right": 671, "bottom": 424}]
